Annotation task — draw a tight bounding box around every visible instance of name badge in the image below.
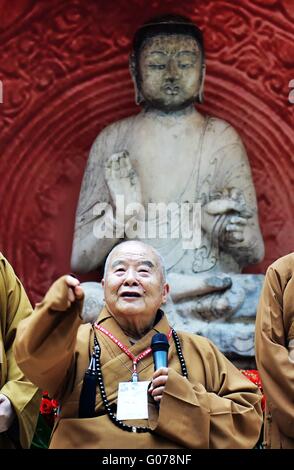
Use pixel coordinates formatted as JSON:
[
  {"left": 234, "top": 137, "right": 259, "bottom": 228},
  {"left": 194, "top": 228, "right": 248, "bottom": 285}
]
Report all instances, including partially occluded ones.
[{"left": 116, "top": 381, "right": 150, "bottom": 420}]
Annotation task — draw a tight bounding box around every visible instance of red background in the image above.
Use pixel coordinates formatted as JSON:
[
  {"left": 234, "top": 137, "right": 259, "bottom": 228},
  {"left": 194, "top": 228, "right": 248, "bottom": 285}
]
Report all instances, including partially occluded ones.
[{"left": 0, "top": 0, "right": 293, "bottom": 303}]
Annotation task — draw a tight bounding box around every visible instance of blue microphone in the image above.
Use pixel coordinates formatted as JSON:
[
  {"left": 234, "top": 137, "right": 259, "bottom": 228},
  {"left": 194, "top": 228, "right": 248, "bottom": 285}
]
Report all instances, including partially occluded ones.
[{"left": 151, "top": 333, "right": 169, "bottom": 370}]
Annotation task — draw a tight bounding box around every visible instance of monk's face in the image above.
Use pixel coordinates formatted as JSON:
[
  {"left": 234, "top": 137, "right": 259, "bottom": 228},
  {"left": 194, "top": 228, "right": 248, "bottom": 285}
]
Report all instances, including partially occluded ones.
[
  {"left": 139, "top": 34, "right": 202, "bottom": 111},
  {"left": 102, "top": 242, "right": 169, "bottom": 329}
]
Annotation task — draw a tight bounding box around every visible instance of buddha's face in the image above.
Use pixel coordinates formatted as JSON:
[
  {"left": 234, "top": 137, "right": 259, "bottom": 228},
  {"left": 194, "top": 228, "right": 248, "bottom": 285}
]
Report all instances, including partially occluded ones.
[{"left": 138, "top": 34, "right": 203, "bottom": 111}]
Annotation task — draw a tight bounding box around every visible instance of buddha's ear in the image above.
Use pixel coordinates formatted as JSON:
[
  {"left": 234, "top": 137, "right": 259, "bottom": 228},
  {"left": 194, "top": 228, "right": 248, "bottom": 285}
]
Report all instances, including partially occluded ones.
[
  {"left": 197, "top": 64, "right": 206, "bottom": 104},
  {"left": 129, "top": 52, "right": 136, "bottom": 78},
  {"left": 129, "top": 53, "right": 144, "bottom": 106}
]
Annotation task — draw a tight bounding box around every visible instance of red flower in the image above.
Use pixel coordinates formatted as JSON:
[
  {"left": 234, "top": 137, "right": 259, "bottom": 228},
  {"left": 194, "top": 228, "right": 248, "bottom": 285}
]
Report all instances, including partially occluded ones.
[
  {"left": 51, "top": 399, "right": 59, "bottom": 409},
  {"left": 40, "top": 397, "right": 53, "bottom": 415},
  {"left": 241, "top": 369, "right": 266, "bottom": 411},
  {"left": 40, "top": 391, "right": 59, "bottom": 417}
]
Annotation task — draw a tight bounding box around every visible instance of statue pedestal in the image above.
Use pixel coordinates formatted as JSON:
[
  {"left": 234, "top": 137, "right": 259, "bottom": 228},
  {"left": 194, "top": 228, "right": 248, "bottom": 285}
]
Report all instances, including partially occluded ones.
[{"left": 166, "top": 274, "right": 264, "bottom": 357}]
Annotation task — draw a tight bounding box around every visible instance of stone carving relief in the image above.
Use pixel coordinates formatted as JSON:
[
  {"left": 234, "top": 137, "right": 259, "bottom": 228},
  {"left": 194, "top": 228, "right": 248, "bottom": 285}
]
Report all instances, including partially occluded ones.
[{"left": 0, "top": 0, "right": 292, "bottom": 358}]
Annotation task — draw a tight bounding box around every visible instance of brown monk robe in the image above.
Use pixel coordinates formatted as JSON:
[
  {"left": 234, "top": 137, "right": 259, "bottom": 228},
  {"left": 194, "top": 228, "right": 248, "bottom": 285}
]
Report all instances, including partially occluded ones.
[
  {"left": 255, "top": 253, "right": 294, "bottom": 449},
  {"left": 14, "top": 242, "right": 262, "bottom": 448},
  {"left": 0, "top": 254, "right": 41, "bottom": 448}
]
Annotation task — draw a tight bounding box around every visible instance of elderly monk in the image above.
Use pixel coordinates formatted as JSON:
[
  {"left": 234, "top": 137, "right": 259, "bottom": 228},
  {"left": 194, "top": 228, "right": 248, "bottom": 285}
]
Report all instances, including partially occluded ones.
[
  {"left": 0, "top": 254, "right": 41, "bottom": 448},
  {"left": 15, "top": 241, "right": 262, "bottom": 448},
  {"left": 255, "top": 253, "right": 294, "bottom": 449}
]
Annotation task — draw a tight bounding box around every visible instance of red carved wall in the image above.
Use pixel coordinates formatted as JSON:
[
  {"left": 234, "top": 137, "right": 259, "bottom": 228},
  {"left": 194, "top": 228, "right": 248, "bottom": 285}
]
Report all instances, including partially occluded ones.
[{"left": 0, "top": 0, "right": 293, "bottom": 303}]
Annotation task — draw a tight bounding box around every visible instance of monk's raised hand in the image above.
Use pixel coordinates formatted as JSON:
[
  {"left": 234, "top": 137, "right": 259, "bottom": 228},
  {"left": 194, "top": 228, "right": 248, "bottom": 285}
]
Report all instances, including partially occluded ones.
[
  {"left": 45, "top": 275, "right": 84, "bottom": 311},
  {"left": 65, "top": 275, "right": 84, "bottom": 304}
]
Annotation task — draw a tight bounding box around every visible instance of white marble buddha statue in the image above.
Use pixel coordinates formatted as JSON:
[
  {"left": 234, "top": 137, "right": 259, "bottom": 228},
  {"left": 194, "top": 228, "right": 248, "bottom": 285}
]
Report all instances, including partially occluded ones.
[{"left": 71, "top": 16, "right": 264, "bottom": 355}]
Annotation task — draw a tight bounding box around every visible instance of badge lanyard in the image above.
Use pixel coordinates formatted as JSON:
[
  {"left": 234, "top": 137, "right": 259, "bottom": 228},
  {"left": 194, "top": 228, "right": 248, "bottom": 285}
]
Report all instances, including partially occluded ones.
[{"left": 95, "top": 323, "right": 172, "bottom": 382}]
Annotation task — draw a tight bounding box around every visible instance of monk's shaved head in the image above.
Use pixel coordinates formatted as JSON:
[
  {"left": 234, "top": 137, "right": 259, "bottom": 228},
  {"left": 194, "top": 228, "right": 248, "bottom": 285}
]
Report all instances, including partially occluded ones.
[{"left": 103, "top": 240, "right": 167, "bottom": 283}]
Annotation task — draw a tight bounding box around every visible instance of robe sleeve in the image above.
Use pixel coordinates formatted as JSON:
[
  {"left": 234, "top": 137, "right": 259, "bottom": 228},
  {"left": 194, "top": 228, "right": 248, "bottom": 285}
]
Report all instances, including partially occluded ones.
[
  {"left": 255, "top": 256, "right": 294, "bottom": 438},
  {"left": 0, "top": 255, "right": 42, "bottom": 448},
  {"left": 14, "top": 276, "right": 83, "bottom": 400},
  {"left": 150, "top": 336, "right": 262, "bottom": 448}
]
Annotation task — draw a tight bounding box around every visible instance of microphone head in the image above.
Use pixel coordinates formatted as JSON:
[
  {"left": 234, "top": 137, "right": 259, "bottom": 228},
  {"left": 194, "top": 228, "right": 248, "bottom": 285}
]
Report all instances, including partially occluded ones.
[{"left": 151, "top": 333, "right": 169, "bottom": 352}]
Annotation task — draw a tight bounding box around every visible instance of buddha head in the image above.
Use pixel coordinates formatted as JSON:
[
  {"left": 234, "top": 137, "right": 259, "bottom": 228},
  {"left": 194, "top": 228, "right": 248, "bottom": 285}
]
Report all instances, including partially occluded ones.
[{"left": 130, "top": 15, "right": 206, "bottom": 112}]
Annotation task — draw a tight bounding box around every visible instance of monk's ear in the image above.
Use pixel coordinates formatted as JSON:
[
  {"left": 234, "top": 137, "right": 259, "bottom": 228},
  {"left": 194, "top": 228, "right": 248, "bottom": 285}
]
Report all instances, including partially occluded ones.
[
  {"left": 101, "top": 278, "right": 105, "bottom": 288},
  {"left": 161, "top": 283, "right": 170, "bottom": 304}
]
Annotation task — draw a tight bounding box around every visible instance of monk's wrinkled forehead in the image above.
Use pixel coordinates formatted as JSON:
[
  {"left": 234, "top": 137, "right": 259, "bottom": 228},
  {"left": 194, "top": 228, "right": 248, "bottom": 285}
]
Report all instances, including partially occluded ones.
[
  {"left": 108, "top": 243, "right": 160, "bottom": 270},
  {"left": 140, "top": 34, "right": 200, "bottom": 57}
]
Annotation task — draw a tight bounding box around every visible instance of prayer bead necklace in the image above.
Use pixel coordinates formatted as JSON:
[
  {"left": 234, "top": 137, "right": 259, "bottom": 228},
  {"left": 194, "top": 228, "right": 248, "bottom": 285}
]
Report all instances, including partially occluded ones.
[{"left": 91, "top": 328, "right": 188, "bottom": 433}]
